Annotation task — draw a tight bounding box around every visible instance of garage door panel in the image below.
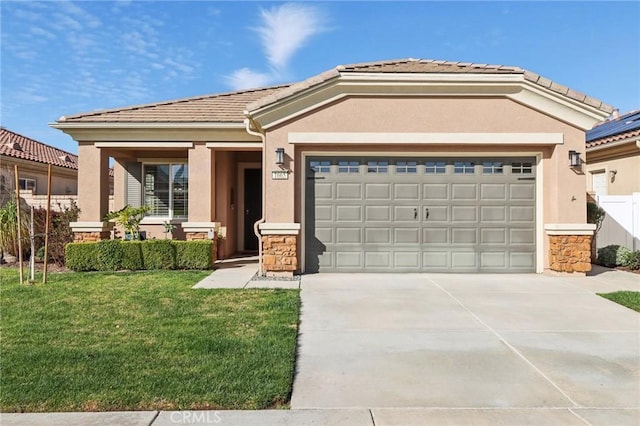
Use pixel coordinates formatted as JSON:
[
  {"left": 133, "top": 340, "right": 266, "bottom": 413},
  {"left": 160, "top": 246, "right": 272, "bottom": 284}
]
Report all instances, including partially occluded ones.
[
  {"left": 424, "top": 205, "right": 448, "bottom": 221},
  {"left": 365, "top": 183, "right": 391, "bottom": 200},
  {"left": 481, "top": 183, "right": 507, "bottom": 200},
  {"left": 394, "top": 228, "right": 420, "bottom": 244},
  {"left": 451, "top": 252, "right": 477, "bottom": 268},
  {"left": 315, "top": 183, "right": 333, "bottom": 199},
  {"left": 336, "top": 183, "right": 362, "bottom": 200},
  {"left": 510, "top": 183, "right": 535, "bottom": 200},
  {"left": 481, "top": 228, "right": 507, "bottom": 244},
  {"left": 335, "top": 251, "right": 362, "bottom": 268},
  {"left": 423, "top": 228, "right": 448, "bottom": 244},
  {"left": 452, "top": 183, "right": 477, "bottom": 200},
  {"left": 452, "top": 228, "right": 477, "bottom": 244},
  {"left": 365, "top": 205, "right": 391, "bottom": 221},
  {"left": 315, "top": 227, "right": 332, "bottom": 243},
  {"left": 365, "top": 228, "right": 390, "bottom": 243},
  {"left": 394, "top": 183, "right": 420, "bottom": 200},
  {"left": 481, "top": 206, "right": 506, "bottom": 222},
  {"left": 481, "top": 252, "right": 507, "bottom": 269},
  {"left": 336, "top": 205, "right": 362, "bottom": 221},
  {"left": 394, "top": 205, "right": 418, "bottom": 221},
  {"left": 510, "top": 252, "right": 535, "bottom": 269},
  {"left": 394, "top": 251, "right": 420, "bottom": 268},
  {"left": 509, "top": 205, "right": 535, "bottom": 222},
  {"left": 315, "top": 205, "right": 332, "bottom": 221},
  {"left": 423, "top": 251, "right": 449, "bottom": 268},
  {"left": 451, "top": 206, "right": 477, "bottom": 222},
  {"left": 336, "top": 228, "right": 362, "bottom": 244},
  {"left": 510, "top": 228, "right": 535, "bottom": 245},
  {"left": 423, "top": 183, "right": 449, "bottom": 200},
  {"left": 365, "top": 252, "right": 390, "bottom": 268}
]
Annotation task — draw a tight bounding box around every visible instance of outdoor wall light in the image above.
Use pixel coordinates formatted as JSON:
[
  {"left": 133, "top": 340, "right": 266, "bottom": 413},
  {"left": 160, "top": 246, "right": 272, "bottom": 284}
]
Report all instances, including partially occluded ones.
[
  {"left": 568, "top": 150, "right": 582, "bottom": 167},
  {"left": 609, "top": 169, "right": 617, "bottom": 182},
  {"left": 275, "top": 147, "right": 285, "bottom": 166}
]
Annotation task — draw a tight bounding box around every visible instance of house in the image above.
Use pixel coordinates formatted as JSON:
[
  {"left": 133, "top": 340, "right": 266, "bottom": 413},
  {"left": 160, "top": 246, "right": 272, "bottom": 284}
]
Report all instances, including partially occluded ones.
[
  {"left": 585, "top": 109, "right": 640, "bottom": 196},
  {"left": 585, "top": 110, "right": 640, "bottom": 250},
  {"left": 0, "top": 127, "right": 114, "bottom": 210},
  {"left": 51, "top": 58, "right": 613, "bottom": 275}
]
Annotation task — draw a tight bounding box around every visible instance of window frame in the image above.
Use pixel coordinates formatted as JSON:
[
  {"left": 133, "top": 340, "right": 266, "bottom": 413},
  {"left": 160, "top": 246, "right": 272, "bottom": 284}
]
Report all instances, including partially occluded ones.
[
  {"left": 142, "top": 162, "right": 188, "bottom": 219},
  {"left": 18, "top": 177, "right": 36, "bottom": 192}
]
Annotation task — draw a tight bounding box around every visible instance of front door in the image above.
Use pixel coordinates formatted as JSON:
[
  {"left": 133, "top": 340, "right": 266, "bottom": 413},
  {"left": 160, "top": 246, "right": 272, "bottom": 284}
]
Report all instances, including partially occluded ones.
[{"left": 244, "top": 168, "right": 262, "bottom": 251}]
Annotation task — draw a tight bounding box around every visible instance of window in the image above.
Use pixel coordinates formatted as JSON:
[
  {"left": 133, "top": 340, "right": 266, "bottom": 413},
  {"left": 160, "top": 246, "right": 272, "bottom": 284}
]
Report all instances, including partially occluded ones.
[
  {"left": 591, "top": 172, "right": 607, "bottom": 196},
  {"left": 143, "top": 163, "right": 188, "bottom": 218},
  {"left": 512, "top": 162, "right": 532, "bottom": 174},
  {"left": 18, "top": 178, "right": 36, "bottom": 192},
  {"left": 483, "top": 161, "right": 503, "bottom": 174},
  {"left": 425, "top": 161, "right": 446, "bottom": 174},
  {"left": 367, "top": 161, "right": 388, "bottom": 173},
  {"left": 396, "top": 161, "right": 417, "bottom": 174},
  {"left": 338, "top": 161, "right": 359, "bottom": 173},
  {"left": 454, "top": 162, "right": 475, "bottom": 174},
  {"left": 310, "top": 160, "right": 330, "bottom": 173}
]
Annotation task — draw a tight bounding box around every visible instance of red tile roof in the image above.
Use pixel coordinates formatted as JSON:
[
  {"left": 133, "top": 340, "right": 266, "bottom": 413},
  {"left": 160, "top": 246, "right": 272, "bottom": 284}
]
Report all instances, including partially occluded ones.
[
  {"left": 586, "top": 128, "right": 640, "bottom": 149},
  {"left": 1, "top": 127, "right": 79, "bottom": 170}
]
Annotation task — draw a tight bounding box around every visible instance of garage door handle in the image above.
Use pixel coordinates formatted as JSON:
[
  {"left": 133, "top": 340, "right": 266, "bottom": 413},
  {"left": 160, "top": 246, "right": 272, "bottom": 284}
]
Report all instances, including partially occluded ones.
[
  {"left": 414, "top": 208, "right": 417, "bottom": 219},
  {"left": 425, "top": 208, "right": 430, "bottom": 220}
]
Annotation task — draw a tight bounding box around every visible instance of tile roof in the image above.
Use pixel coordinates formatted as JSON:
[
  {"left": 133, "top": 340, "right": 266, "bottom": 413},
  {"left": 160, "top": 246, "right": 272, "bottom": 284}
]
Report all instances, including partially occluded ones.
[
  {"left": 1, "top": 127, "right": 79, "bottom": 170},
  {"left": 55, "top": 58, "right": 614, "bottom": 124},
  {"left": 58, "top": 85, "right": 291, "bottom": 123},
  {"left": 249, "top": 58, "right": 614, "bottom": 113},
  {"left": 586, "top": 110, "right": 640, "bottom": 149}
]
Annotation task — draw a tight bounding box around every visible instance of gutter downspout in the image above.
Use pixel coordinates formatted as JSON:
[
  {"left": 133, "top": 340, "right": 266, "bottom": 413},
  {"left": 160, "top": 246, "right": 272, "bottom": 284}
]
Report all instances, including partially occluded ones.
[{"left": 244, "top": 115, "right": 266, "bottom": 276}]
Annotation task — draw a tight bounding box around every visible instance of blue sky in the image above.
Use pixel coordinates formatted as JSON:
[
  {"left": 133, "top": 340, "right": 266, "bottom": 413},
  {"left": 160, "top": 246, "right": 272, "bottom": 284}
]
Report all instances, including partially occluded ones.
[{"left": 1, "top": 1, "right": 639, "bottom": 154}]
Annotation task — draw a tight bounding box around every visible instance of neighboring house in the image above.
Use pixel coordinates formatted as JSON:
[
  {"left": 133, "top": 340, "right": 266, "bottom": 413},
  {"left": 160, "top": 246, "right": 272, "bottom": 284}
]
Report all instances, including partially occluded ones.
[
  {"left": 585, "top": 110, "right": 640, "bottom": 250},
  {"left": 0, "top": 127, "right": 114, "bottom": 210},
  {"left": 52, "top": 58, "right": 613, "bottom": 275},
  {"left": 585, "top": 110, "right": 640, "bottom": 196}
]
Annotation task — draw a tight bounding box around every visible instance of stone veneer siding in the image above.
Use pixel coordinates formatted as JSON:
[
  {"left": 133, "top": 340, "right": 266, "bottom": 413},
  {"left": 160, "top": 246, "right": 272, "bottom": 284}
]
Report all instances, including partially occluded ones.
[
  {"left": 73, "top": 231, "right": 111, "bottom": 242},
  {"left": 262, "top": 235, "right": 297, "bottom": 273},
  {"left": 549, "top": 234, "right": 593, "bottom": 273}
]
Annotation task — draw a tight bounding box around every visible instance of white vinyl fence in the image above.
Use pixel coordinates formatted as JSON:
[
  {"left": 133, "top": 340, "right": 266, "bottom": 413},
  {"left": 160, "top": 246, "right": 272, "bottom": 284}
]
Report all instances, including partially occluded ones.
[{"left": 595, "top": 193, "right": 640, "bottom": 251}]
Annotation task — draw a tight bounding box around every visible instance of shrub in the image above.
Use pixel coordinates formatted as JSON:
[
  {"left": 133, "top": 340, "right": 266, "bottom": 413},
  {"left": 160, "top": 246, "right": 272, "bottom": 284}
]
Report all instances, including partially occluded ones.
[
  {"left": 141, "top": 240, "right": 175, "bottom": 270},
  {"left": 121, "top": 241, "right": 144, "bottom": 271},
  {"left": 622, "top": 250, "right": 640, "bottom": 271},
  {"left": 65, "top": 243, "right": 99, "bottom": 271},
  {"left": 597, "top": 245, "right": 632, "bottom": 268},
  {"left": 96, "top": 239, "right": 124, "bottom": 271},
  {"left": 175, "top": 240, "right": 213, "bottom": 269}
]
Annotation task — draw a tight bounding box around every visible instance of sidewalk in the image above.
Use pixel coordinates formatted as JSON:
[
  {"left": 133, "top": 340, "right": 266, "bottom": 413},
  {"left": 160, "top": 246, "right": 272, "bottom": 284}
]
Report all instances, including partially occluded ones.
[{"left": 3, "top": 408, "right": 639, "bottom": 425}]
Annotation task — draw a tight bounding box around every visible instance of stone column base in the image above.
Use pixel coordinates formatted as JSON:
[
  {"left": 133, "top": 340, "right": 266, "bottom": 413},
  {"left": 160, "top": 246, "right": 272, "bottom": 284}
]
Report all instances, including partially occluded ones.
[
  {"left": 259, "top": 223, "right": 301, "bottom": 277},
  {"left": 70, "top": 222, "right": 114, "bottom": 242},
  {"left": 545, "top": 224, "right": 596, "bottom": 273}
]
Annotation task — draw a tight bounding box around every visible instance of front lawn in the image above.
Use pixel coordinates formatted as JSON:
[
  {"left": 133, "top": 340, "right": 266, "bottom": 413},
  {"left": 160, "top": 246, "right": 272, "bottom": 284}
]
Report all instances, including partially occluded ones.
[
  {"left": 598, "top": 291, "right": 640, "bottom": 313},
  {"left": 0, "top": 268, "right": 300, "bottom": 412}
]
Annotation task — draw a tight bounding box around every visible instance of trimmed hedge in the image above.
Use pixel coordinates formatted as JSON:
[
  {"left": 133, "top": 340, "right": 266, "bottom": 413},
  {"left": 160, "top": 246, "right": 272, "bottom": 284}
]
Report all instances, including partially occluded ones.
[
  {"left": 65, "top": 240, "right": 213, "bottom": 271},
  {"left": 597, "top": 245, "right": 632, "bottom": 268}
]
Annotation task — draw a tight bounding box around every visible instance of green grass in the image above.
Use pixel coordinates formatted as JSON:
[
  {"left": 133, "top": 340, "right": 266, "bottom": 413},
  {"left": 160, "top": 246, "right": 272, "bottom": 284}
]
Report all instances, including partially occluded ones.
[
  {"left": 598, "top": 291, "right": 640, "bottom": 313},
  {"left": 0, "top": 268, "right": 300, "bottom": 412}
]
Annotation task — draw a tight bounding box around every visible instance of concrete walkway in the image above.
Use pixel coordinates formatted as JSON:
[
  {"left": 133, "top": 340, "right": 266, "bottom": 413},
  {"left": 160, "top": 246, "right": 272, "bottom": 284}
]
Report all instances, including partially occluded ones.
[
  {"left": 193, "top": 256, "right": 299, "bottom": 289},
  {"left": 3, "top": 267, "right": 638, "bottom": 425}
]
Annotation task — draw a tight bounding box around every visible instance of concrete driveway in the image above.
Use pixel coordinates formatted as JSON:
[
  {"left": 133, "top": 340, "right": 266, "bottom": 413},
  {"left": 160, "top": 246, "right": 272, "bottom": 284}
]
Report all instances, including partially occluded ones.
[{"left": 291, "top": 269, "right": 640, "bottom": 424}]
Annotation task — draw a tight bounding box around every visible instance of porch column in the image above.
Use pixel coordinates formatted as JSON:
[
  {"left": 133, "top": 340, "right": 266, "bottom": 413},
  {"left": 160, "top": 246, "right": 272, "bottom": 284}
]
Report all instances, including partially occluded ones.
[
  {"left": 71, "top": 143, "right": 113, "bottom": 241},
  {"left": 182, "top": 143, "right": 219, "bottom": 242},
  {"left": 545, "top": 224, "right": 596, "bottom": 274}
]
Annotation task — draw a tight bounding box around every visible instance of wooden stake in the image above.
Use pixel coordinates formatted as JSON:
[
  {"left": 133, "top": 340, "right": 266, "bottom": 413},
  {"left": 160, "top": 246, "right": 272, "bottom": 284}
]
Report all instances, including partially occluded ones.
[
  {"left": 14, "top": 165, "right": 23, "bottom": 285},
  {"left": 43, "top": 164, "right": 52, "bottom": 283}
]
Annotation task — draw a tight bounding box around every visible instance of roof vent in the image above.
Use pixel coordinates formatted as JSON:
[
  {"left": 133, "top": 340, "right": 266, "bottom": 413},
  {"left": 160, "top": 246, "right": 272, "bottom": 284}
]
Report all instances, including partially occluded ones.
[
  {"left": 59, "top": 154, "right": 72, "bottom": 162},
  {"left": 6, "top": 142, "right": 22, "bottom": 151}
]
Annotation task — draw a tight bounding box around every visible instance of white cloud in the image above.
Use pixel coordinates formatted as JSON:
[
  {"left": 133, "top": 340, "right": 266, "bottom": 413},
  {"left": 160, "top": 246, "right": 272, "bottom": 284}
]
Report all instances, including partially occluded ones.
[
  {"left": 256, "top": 3, "right": 325, "bottom": 71},
  {"left": 30, "top": 26, "right": 57, "bottom": 40},
  {"left": 225, "top": 68, "right": 273, "bottom": 91},
  {"left": 225, "top": 3, "right": 326, "bottom": 90}
]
